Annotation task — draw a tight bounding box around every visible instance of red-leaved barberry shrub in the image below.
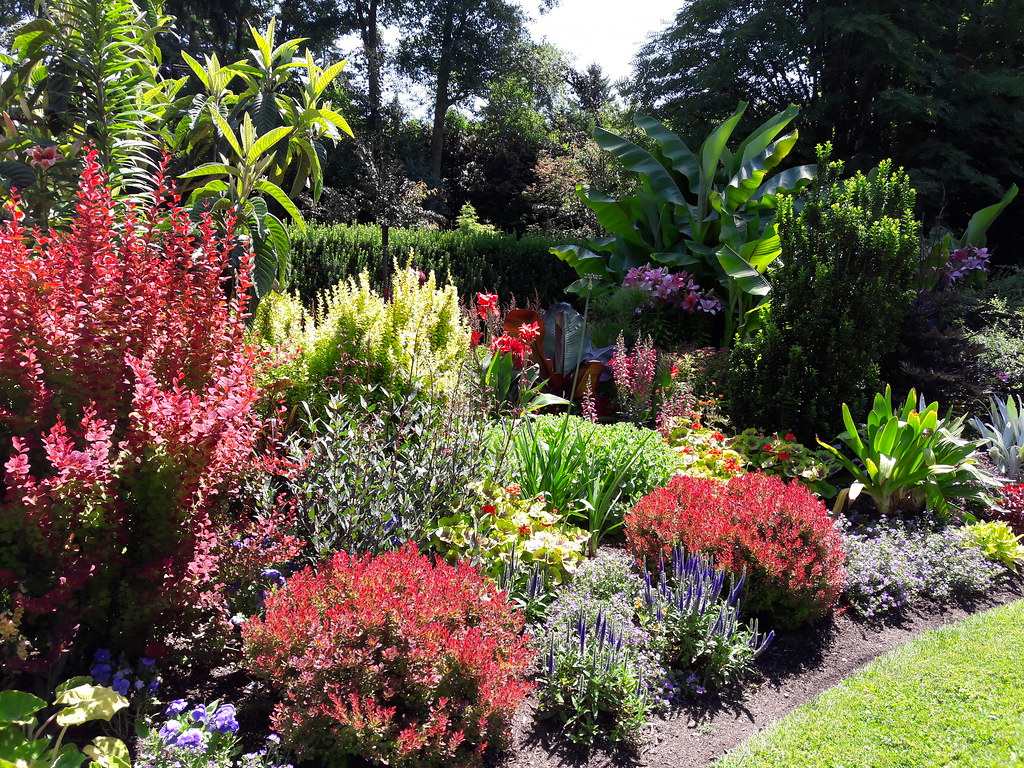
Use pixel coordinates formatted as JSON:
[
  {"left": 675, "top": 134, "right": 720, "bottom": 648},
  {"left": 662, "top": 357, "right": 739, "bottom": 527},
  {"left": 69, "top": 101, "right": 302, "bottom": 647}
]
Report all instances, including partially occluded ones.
[
  {"left": 995, "top": 484, "right": 1024, "bottom": 536},
  {"left": 0, "top": 151, "right": 295, "bottom": 671},
  {"left": 625, "top": 473, "right": 846, "bottom": 628},
  {"left": 242, "top": 545, "right": 535, "bottom": 768}
]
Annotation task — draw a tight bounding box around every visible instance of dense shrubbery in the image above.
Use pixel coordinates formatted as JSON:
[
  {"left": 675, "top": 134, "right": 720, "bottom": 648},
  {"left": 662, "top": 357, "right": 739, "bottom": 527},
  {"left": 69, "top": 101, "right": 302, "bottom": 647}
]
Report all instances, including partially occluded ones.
[
  {"left": 727, "top": 152, "right": 920, "bottom": 442},
  {"left": 242, "top": 546, "right": 534, "bottom": 768},
  {"left": 994, "top": 484, "right": 1024, "bottom": 536},
  {"left": 625, "top": 473, "right": 847, "bottom": 628},
  {"left": 0, "top": 155, "right": 287, "bottom": 669},
  {"left": 287, "top": 223, "right": 577, "bottom": 306}
]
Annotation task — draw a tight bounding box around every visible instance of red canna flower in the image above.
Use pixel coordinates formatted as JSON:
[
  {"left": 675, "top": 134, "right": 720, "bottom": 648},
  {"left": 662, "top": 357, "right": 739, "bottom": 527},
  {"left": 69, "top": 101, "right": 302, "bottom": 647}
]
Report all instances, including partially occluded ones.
[
  {"left": 517, "top": 322, "right": 540, "bottom": 345},
  {"left": 476, "top": 293, "right": 499, "bottom": 319}
]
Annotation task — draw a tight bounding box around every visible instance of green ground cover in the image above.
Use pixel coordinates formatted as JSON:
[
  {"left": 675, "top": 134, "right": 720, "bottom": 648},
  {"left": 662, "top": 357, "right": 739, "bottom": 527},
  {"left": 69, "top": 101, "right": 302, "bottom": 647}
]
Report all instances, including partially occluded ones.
[{"left": 717, "top": 600, "right": 1024, "bottom": 768}]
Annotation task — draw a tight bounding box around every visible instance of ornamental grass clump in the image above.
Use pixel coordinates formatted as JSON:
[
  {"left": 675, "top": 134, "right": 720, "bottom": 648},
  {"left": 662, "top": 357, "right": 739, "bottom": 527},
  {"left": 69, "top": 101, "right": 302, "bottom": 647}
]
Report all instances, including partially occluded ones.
[
  {"left": 626, "top": 473, "right": 846, "bottom": 628},
  {"left": 242, "top": 545, "right": 534, "bottom": 768}
]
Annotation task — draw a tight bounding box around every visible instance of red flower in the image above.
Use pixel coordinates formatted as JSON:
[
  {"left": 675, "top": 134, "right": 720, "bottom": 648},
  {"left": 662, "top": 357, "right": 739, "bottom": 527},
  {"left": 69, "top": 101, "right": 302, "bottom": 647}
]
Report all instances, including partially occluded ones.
[
  {"left": 711, "top": 432, "right": 725, "bottom": 442},
  {"left": 670, "top": 365, "right": 680, "bottom": 377},
  {"left": 517, "top": 322, "right": 540, "bottom": 345},
  {"left": 785, "top": 433, "right": 797, "bottom": 441},
  {"left": 29, "top": 145, "right": 60, "bottom": 170},
  {"left": 681, "top": 446, "right": 694, "bottom": 454},
  {"left": 517, "top": 525, "right": 531, "bottom": 536},
  {"left": 762, "top": 444, "right": 774, "bottom": 452},
  {"left": 476, "top": 293, "right": 499, "bottom": 319},
  {"left": 505, "top": 484, "right": 521, "bottom": 496},
  {"left": 489, "top": 333, "right": 529, "bottom": 367},
  {"left": 778, "top": 452, "right": 791, "bottom": 461},
  {"left": 470, "top": 331, "right": 482, "bottom": 347},
  {"left": 481, "top": 504, "right": 497, "bottom": 516}
]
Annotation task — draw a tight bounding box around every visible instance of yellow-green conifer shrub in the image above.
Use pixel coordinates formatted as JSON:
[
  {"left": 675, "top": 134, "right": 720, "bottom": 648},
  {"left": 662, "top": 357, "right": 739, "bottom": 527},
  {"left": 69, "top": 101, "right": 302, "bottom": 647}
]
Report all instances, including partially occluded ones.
[{"left": 253, "top": 263, "right": 470, "bottom": 406}]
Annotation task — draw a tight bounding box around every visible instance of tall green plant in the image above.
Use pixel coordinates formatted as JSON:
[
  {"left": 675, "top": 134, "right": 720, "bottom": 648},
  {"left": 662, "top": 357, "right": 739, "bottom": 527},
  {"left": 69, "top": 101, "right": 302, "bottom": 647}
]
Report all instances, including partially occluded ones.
[
  {"left": 168, "top": 20, "right": 352, "bottom": 296},
  {"left": 0, "top": 0, "right": 176, "bottom": 221},
  {"left": 727, "top": 149, "right": 921, "bottom": 442},
  {"left": 551, "top": 102, "right": 814, "bottom": 344}
]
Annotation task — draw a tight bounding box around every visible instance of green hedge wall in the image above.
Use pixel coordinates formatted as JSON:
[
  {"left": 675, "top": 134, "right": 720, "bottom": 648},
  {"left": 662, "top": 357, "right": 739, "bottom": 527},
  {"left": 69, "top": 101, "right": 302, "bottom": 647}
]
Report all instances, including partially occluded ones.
[{"left": 287, "top": 224, "right": 579, "bottom": 307}]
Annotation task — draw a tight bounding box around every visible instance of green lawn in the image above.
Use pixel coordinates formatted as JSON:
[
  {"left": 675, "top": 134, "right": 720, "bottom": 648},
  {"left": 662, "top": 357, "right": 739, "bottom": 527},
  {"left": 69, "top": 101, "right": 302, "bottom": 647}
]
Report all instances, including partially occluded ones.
[{"left": 716, "top": 600, "right": 1024, "bottom": 768}]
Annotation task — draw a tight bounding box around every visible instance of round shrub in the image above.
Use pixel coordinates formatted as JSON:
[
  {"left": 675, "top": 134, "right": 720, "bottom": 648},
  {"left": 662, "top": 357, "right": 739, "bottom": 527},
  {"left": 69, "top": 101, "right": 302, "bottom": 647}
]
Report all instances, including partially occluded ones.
[
  {"left": 625, "top": 473, "right": 846, "bottom": 628},
  {"left": 242, "top": 546, "right": 535, "bottom": 768}
]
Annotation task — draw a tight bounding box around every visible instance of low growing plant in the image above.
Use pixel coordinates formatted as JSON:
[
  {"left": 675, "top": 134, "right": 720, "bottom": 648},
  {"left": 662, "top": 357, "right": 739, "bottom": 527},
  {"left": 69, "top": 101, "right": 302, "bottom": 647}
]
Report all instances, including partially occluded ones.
[
  {"left": 626, "top": 473, "right": 847, "bottom": 628},
  {"left": 730, "top": 429, "right": 837, "bottom": 496},
  {"left": 243, "top": 546, "right": 534, "bottom": 768},
  {"left": 959, "top": 521, "right": 1024, "bottom": 570},
  {"left": 839, "top": 516, "right": 1004, "bottom": 617},
  {"left": 139, "top": 698, "right": 291, "bottom": 768},
  {"left": 662, "top": 426, "right": 745, "bottom": 480},
  {"left": 0, "top": 681, "right": 129, "bottom": 768}
]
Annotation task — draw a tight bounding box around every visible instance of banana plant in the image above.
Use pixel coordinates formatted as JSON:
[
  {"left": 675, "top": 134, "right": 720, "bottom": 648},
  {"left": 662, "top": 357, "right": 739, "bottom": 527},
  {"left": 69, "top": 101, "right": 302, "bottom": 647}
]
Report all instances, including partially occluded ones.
[
  {"left": 818, "top": 386, "right": 996, "bottom": 517},
  {"left": 166, "top": 19, "right": 352, "bottom": 298},
  {"left": 552, "top": 102, "right": 815, "bottom": 345}
]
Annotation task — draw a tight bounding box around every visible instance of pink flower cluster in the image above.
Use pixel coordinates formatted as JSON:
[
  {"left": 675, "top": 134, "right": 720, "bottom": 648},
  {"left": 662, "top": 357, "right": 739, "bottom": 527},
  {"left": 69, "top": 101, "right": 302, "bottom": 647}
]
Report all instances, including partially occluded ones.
[
  {"left": 943, "top": 245, "right": 990, "bottom": 285},
  {"left": 622, "top": 265, "right": 722, "bottom": 314}
]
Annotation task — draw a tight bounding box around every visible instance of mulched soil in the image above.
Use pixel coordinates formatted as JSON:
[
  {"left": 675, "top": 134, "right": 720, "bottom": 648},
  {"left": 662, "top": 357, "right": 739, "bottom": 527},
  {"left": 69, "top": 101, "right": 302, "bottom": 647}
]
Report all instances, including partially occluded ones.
[{"left": 490, "top": 574, "right": 1024, "bottom": 768}]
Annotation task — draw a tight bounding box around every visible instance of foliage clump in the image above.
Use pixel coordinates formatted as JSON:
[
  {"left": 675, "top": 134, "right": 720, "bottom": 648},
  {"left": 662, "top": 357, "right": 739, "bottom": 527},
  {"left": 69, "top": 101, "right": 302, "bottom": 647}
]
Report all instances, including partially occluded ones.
[
  {"left": 727, "top": 150, "right": 920, "bottom": 442},
  {"left": 0, "top": 154, "right": 286, "bottom": 670},
  {"left": 243, "top": 545, "right": 534, "bottom": 768}
]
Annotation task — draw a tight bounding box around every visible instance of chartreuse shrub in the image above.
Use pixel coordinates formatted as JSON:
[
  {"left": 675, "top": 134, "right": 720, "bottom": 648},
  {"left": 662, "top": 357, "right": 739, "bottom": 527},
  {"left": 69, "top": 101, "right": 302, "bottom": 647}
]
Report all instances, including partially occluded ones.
[
  {"left": 242, "top": 546, "right": 534, "bottom": 768},
  {"left": 287, "top": 223, "right": 576, "bottom": 306},
  {"left": 253, "top": 262, "right": 470, "bottom": 407},
  {"left": 727, "top": 149, "right": 920, "bottom": 443},
  {"left": 0, "top": 154, "right": 292, "bottom": 671},
  {"left": 715, "top": 600, "right": 1024, "bottom": 768},
  {"left": 626, "top": 473, "right": 846, "bottom": 628}
]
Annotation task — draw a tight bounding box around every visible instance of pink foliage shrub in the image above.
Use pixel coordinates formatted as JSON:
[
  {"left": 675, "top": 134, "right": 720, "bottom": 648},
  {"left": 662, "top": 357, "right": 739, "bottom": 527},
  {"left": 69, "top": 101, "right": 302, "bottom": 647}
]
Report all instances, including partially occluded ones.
[{"left": 0, "top": 152, "right": 297, "bottom": 671}]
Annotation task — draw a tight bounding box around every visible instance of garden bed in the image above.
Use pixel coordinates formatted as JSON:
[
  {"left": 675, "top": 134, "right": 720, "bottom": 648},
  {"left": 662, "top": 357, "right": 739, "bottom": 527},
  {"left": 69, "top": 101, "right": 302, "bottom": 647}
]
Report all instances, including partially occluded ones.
[{"left": 493, "top": 575, "right": 1024, "bottom": 768}]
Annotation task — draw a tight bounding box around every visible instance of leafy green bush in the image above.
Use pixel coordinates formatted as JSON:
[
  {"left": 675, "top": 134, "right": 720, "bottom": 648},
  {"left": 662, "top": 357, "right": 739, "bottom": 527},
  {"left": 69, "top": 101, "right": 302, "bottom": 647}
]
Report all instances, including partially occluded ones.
[
  {"left": 287, "top": 223, "right": 577, "bottom": 306},
  {"left": 727, "top": 150, "right": 920, "bottom": 443},
  {"left": 282, "top": 386, "right": 493, "bottom": 558},
  {"left": 253, "top": 264, "right": 469, "bottom": 407}
]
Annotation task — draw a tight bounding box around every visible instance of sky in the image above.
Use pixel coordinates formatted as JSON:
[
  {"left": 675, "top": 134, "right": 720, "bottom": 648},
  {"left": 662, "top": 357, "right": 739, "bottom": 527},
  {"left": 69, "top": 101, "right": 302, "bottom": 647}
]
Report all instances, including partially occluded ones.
[{"left": 524, "top": 0, "right": 683, "bottom": 84}]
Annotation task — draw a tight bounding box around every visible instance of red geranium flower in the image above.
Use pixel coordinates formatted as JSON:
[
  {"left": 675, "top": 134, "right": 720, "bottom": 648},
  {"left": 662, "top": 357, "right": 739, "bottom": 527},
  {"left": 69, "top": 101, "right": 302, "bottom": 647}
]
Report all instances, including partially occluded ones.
[
  {"left": 763, "top": 444, "right": 774, "bottom": 452},
  {"left": 518, "top": 525, "right": 531, "bottom": 536},
  {"left": 481, "top": 504, "right": 497, "bottom": 516},
  {"left": 778, "top": 452, "right": 791, "bottom": 461},
  {"left": 785, "top": 433, "right": 797, "bottom": 441}
]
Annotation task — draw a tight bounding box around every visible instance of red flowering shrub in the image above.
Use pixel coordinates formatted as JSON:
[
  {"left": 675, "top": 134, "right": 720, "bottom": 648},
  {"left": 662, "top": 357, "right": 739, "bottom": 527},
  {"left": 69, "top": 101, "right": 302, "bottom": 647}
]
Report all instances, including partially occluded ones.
[
  {"left": 242, "top": 545, "right": 535, "bottom": 768},
  {"left": 625, "top": 473, "right": 846, "bottom": 628},
  {"left": 0, "top": 152, "right": 289, "bottom": 670},
  {"left": 995, "top": 484, "right": 1024, "bottom": 536}
]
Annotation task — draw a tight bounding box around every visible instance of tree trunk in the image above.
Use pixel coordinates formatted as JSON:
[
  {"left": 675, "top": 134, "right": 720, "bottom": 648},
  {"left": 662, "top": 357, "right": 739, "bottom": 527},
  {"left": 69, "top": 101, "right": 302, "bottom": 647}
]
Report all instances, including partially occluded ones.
[{"left": 428, "top": 0, "right": 456, "bottom": 182}]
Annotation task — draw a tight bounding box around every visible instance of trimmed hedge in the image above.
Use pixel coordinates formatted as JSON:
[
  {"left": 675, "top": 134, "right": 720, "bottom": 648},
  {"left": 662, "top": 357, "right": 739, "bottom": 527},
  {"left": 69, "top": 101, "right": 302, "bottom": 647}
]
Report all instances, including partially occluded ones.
[{"left": 287, "top": 223, "right": 578, "bottom": 307}]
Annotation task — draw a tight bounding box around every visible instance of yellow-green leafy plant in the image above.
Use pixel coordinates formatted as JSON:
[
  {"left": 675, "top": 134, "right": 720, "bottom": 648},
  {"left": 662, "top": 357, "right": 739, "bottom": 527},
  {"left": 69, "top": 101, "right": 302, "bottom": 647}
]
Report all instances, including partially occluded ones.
[
  {"left": 427, "top": 479, "right": 589, "bottom": 584},
  {"left": 959, "top": 521, "right": 1024, "bottom": 570},
  {"left": 253, "top": 262, "right": 470, "bottom": 407},
  {"left": 663, "top": 426, "right": 745, "bottom": 480},
  {"left": 0, "top": 680, "right": 130, "bottom": 768}
]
